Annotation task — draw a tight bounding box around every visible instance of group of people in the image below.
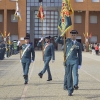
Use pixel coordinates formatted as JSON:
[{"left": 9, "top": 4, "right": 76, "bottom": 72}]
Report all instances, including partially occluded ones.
[
  {"left": 89, "top": 43, "right": 100, "bottom": 55},
  {"left": 0, "top": 40, "right": 6, "bottom": 60},
  {"left": 0, "top": 40, "right": 20, "bottom": 60},
  {"left": 20, "top": 30, "right": 82, "bottom": 96}
]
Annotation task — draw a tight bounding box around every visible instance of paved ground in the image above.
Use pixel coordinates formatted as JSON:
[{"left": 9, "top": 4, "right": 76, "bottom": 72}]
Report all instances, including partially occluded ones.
[{"left": 0, "top": 51, "right": 100, "bottom": 100}]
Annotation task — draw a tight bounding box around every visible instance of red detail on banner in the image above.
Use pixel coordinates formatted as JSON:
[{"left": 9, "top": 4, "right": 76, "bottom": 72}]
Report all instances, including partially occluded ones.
[{"left": 37, "top": 5, "right": 45, "bottom": 20}]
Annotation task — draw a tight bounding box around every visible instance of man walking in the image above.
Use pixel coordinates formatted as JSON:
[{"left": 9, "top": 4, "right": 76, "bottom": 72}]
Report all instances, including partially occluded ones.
[
  {"left": 37, "top": 36, "right": 55, "bottom": 81},
  {"left": 55, "top": 30, "right": 82, "bottom": 96},
  {"left": 20, "top": 37, "right": 35, "bottom": 84}
]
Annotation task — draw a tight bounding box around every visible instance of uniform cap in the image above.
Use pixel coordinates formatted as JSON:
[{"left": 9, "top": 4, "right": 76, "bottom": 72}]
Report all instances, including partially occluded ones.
[
  {"left": 70, "top": 30, "right": 78, "bottom": 34},
  {"left": 45, "top": 36, "right": 51, "bottom": 39},
  {"left": 24, "top": 37, "right": 30, "bottom": 40},
  {"left": 39, "top": 0, "right": 42, "bottom": 2}
]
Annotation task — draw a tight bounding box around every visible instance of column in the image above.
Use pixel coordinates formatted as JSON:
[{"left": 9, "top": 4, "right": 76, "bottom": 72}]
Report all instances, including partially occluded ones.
[
  {"left": 18, "top": 0, "right": 26, "bottom": 44},
  {"left": 85, "top": 10, "right": 89, "bottom": 52},
  {"left": 85, "top": 11, "right": 89, "bottom": 34},
  {"left": 4, "top": 0, "right": 7, "bottom": 32}
]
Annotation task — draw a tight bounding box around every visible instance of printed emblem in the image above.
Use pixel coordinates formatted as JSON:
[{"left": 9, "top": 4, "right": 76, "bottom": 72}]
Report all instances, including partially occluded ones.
[
  {"left": 76, "top": 46, "right": 79, "bottom": 49},
  {"left": 28, "top": 47, "right": 31, "bottom": 50}
]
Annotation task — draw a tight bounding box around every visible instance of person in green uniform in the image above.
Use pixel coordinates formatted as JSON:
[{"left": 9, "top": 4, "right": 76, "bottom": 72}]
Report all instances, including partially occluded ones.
[
  {"left": 20, "top": 37, "right": 35, "bottom": 84},
  {"left": 55, "top": 30, "right": 82, "bottom": 96},
  {"left": 37, "top": 36, "right": 55, "bottom": 81}
]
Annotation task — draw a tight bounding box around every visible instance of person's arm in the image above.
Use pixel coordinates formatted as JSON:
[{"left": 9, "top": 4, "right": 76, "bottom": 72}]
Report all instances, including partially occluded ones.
[
  {"left": 55, "top": 36, "right": 64, "bottom": 45},
  {"left": 51, "top": 44, "right": 55, "bottom": 61},
  {"left": 37, "top": 37, "right": 44, "bottom": 47},
  {"left": 78, "top": 43, "right": 82, "bottom": 67},
  {"left": 31, "top": 46, "right": 35, "bottom": 61}
]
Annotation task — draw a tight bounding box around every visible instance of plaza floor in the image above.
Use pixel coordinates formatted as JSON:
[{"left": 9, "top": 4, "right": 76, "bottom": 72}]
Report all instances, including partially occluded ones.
[{"left": 0, "top": 51, "right": 100, "bottom": 100}]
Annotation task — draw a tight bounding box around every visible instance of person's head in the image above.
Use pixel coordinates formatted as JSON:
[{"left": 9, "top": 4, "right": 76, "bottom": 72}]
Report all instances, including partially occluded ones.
[
  {"left": 45, "top": 36, "right": 51, "bottom": 43},
  {"left": 70, "top": 30, "right": 78, "bottom": 40},
  {"left": 24, "top": 37, "right": 30, "bottom": 44}
]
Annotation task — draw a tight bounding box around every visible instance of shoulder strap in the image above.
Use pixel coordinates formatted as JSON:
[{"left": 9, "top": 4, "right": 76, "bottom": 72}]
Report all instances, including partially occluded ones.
[
  {"left": 21, "top": 44, "right": 30, "bottom": 58},
  {"left": 66, "top": 44, "right": 76, "bottom": 60}
]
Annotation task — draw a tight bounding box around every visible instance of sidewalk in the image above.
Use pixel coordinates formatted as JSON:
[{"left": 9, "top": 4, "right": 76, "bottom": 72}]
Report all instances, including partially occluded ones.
[{"left": 0, "top": 51, "right": 100, "bottom": 100}]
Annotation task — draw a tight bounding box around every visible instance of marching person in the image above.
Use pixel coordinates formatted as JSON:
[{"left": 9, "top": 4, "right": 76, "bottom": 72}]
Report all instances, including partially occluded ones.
[
  {"left": 20, "top": 37, "right": 35, "bottom": 84},
  {"left": 37, "top": 36, "right": 55, "bottom": 81},
  {"left": 55, "top": 30, "right": 82, "bottom": 96}
]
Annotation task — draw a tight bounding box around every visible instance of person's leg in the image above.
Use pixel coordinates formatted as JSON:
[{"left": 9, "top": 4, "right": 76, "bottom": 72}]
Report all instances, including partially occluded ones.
[
  {"left": 47, "top": 65, "right": 52, "bottom": 80},
  {"left": 64, "top": 65, "right": 67, "bottom": 90},
  {"left": 24, "top": 62, "right": 31, "bottom": 83},
  {"left": 72, "top": 63, "right": 79, "bottom": 89},
  {"left": 38, "top": 58, "right": 51, "bottom": 79},
  {"left": 66, "top": 64, "right": 74, "bottom": 95},
  {"left": 40, "top": 59, "right": 51, "bottom": 74},
  {"left": 21, "top": 62, "right": 26, "bottom": 83}
]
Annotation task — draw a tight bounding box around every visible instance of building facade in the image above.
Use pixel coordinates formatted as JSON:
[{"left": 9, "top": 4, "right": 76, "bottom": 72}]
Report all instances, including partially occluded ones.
[
  {"left": 0, "top": 0, "right": 100, "bottom": 49},
  {"left": 0, "top": 0, "right": 26, "bottom": 42}
]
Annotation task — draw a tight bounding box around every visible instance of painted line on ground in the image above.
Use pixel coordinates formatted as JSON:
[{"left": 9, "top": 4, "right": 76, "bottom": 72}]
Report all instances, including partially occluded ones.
[
  {"left": 0, "top": 60, "right": 19, "bottom": 61},
  {"left": 20, "top": 62, "right": 35, "bottom": 100},
  {"left": 83, "top": 54, "right": 100, "bottom": 62},
  {"left": 81, "top": 69, "right": 100, "bottom": 83}
]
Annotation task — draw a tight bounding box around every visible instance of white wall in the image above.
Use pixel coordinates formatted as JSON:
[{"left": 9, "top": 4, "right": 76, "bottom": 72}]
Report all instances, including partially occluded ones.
[
  {"left": 90, "top": 36, "right": 97, "bottom": 43},
  {"left": 11, "top": 35, "right": 18, "bottom": 41}
]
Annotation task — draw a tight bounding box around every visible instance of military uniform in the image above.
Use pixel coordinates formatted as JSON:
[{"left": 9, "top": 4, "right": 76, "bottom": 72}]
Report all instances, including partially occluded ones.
[
  {"left": 55, "top": 30, "right": 82, "bottom": 96},
  {"left": 37, "top": 36, "right": 55, "bottom": 81},
  {"left": 1, "top": 41, "right": 6, "bottom": 60},
  {"left": 0, "top": 41, "right": 2, "bottom": 60},
  {"left": 20, "top": 37, "right": 35, "bottom": 84},
  {"left": 0, "top": 41, "right": 5, "bottom": 60},
  {"left": 6, "top": 43, "right": 9, "bottom": 58}
]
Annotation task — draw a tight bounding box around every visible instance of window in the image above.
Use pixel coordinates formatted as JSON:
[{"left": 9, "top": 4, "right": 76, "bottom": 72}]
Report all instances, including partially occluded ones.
[
  {"left": 90, "top": 36, "right": 97, "bottom": 43},
  {"left": 10, "top": 0, "right": 18, "bottom": 1},
  {"left": 11, "top": 15, "right": 18, "bottom": 22},
  {"left": 34, "top": 10, "right": 58, "bottom": 38},
  {"left": 92, "top": 0, "right": 99, "bottom": 2},
  {"left": 0, "top": 14, "right": 3, "bottom": 22},
  {"left": 75, "top": 0, "right": 83, "bottom": 2},
  {"left": 76, "top": 36, "right": 81, "bottom": 39},
  {"left": 74, "top": 15, "right": 82, "bottom": 23},
  {"left": 90, "top": 15, "right": 97, "bottom": 24},
  {"left": 11, "top": 35, "right": 18, "bottom": 41},
  {"left": 26, "top": 0, "right": 62, "bottom": 33}
]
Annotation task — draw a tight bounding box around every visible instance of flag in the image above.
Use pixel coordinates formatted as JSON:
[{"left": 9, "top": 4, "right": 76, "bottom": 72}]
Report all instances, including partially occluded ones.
[
  {"left": 8, "top": 39, "right": 11, "bottom": 45},
  {"left": 89, "top": 33, "right": 92, "bottom": 38},
  {"left": 7, "top": 32, "right": 10, "bottom": 37},
  {"left": 37, "top": 3, "right": 45, "bottom": 20},
  {"left": 14, "top": 1, "right": 22, "bottom": 21},
  {"left": 58, "top": 0, "right": 73, "bottom": 36},
  {"left": 0, "top": 33, "right": 4, "bottom": 38},
  {"left": 4, "top": 31, "right": 6, "bottom": 37},
  {"left": 83, "top": 33, "right": 85, "bottom": 37},
  {"left": 87, "top": 32, "right": 88, "bottom": 37}
]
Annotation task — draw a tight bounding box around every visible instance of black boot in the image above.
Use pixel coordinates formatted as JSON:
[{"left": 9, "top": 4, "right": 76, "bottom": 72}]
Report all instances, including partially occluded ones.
[
  {"left": 38, "top": 73, "right": 43, "bottom": 78},
  {"left": 74, "top": 85, "right": 79, "bottom": 90},
  {"left": 23, "top": 75, "right": 28, "bottom": 85},
  {"left": 47, "top": 79, "right": 52, "bottom": 81},
  {"left": 68, "top": 93, "right": 73, "bottom": 96}
]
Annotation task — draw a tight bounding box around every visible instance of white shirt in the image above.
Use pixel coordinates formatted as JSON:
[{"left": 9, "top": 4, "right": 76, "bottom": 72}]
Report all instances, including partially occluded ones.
[
  {"left": 17, "top": 41, "right": 20, "bottom": 46},
  {"left": 72, "top": 40, "right": 76, "bottom": 44}
]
